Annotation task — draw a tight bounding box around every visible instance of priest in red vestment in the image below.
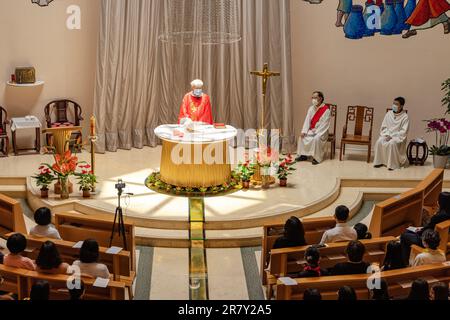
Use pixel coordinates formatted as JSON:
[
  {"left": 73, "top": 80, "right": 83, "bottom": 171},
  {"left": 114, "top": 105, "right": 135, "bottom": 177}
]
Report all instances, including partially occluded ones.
[
  {"left": 178, "top": 79, "right": 213, "bottom": 125},
  {"left": 403, "top": 0, "right": 450, "bottom": 38}
]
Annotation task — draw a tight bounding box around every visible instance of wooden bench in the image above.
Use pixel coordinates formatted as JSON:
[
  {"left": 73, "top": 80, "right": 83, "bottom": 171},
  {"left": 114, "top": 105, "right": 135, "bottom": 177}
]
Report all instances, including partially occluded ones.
[
  {"left": 436, "top": 220, "right": 450, "bottom": 258},
  {"left": 4, "top": 233, "right": 135, "bottom": 299},
  {"left": 417, "top": 169, "right": 444, "bottom": 216},
  {"left": 0, "top": 264, "right": 126, "bottom": 300},
  {"left": 261, "top": 217, "right": 336, "bottom": 286},
  {"left": 276, "top": 263, "right": 450, "bottom": 300},
  {"left": 0, "top": 193, "right": 27, "bottom": 237}
]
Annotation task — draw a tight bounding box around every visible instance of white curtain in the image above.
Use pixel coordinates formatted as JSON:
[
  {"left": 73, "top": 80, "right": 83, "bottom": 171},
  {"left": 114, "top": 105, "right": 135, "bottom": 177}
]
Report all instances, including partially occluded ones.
[{"left": 94, "top": 0, "right": 294, "bottom": 153}]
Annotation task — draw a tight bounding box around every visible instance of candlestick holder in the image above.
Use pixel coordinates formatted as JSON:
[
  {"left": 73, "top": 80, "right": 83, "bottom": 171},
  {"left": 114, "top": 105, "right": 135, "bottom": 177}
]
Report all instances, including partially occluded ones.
[{"left": 89, "top": 135, "right": 98, "bottom": 193}]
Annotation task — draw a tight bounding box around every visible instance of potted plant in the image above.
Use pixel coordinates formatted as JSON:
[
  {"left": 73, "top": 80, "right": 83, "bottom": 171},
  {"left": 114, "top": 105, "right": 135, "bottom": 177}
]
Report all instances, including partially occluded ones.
[
  {"left": 256, "top": 146, "right": 278, "bottom": 189},
  {"left": 425, "top": 118, "right": 450, "bottom": 168},
  {"left": 276, "top": 154, "right": 297, "bottom": 187},
  {"left": 75, "top": 164, "right": 97, "bottom": 198},
  {"left": 236, "top": 161, "right": 255, "bottom": 189},
  {"left": 32, "top": 166, "right": 56, "bottom": 198},
  {"left": 42, "top": 150, "right": 79, "bottom": 200}
]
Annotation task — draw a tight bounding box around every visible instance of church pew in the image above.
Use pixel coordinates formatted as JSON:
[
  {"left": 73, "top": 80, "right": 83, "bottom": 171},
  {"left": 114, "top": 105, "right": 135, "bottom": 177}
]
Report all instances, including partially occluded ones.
[
  {"left": 54, "top": 212, "right": 136, "bottom": 272},
  {"left": 416, "top": 169, "right": 444, "bottom": 216},
  {"left": 0, "top": 193, "right": 27, "bottom": 237},
  {"left": 261, "top": 217, "right": 336, "bottom": 286},
  {"left": 4, "top": 232, "right": 135, "bottom": 298},
  {"left": 435, "top": 220, "right": 450, "bottom": 258},
  {"left": 276, "top": 263, "right": 450, "bottom": 300}
]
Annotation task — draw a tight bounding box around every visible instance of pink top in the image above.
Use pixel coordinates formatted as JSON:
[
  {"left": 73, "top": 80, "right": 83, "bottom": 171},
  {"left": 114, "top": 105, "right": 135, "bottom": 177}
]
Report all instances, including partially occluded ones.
[{"left": 3, "top": 254, "right": 36, "bottom": 271}]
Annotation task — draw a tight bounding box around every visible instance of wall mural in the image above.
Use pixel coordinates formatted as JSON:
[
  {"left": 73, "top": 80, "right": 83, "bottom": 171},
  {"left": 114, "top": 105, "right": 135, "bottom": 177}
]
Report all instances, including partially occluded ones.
[{"left": 303, "top": 0, "right": 450, "bottom": 39}]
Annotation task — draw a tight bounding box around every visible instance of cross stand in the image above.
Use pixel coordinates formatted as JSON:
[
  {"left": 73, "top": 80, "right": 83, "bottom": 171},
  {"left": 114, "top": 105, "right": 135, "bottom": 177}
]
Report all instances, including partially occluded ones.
[{"left": 109, "top": 187, "right": 128, "bottom": 251}]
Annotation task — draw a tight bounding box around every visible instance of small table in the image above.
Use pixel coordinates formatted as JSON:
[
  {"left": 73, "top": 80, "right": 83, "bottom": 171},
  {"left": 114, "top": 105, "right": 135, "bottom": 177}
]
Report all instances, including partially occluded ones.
[
  {"left": 10, "top": 117, "right": 42, "bottom": 156},
  {"left": 407, "top": 139, "right": 428, "bottom": 166}
]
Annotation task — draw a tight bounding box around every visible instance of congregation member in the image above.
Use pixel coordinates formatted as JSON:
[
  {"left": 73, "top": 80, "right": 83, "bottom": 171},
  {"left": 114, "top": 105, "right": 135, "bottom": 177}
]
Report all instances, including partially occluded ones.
[
  {"left": 400, "top": 192, "right": 450, "bottom": 263},
  {"left": 0, "top": 276, "right": 15, "bottom": 301},
  {"left": 370, "top": 279, "right": 390, "bottom": 301},
  {"left": 297, "top": 246, "right": 328, "bottom": 278},
  {"left": 406, "top": 279, "right": 430, "bottom": 301},
  {"left": 382, "top": 240, "right": 408, "bottom": 271},
  {"left": 69, "top": 280, "right": 86, "bottom": 301},
  {"left": 3, "top": 233, "right": 36, "bottom": 271},
  {"left": 30, "top": 207, "right": 62, "bottom": 240},
  {"left": 431, "top": 282, "right": 449, "bottom": 301},
  {"left": 331, "top": 241, "right": 370, "bottom": 275},
  {"left": 296, "top": 91, "right": 331, "bottom": 165},
  {"left": 374, "top": 97, "right": 410, "bottom": 171},
  {"left": 303, "top": 288, "right": 322, "bottom": 301},
  {"left": 72, "top": 239, "right": 110, "bottom": 279},
  {"left": 411, "top": 230, "right": 446, "bottom": 267},
  {"left": 0, "top": 251, "right": 3, "bottom": 264},
  {"left": 178, "top": 79, "right": 213, "bottom": 125},
  {"left": 273, "top": 216, "right": 306, "bottom": 249},
  {"left": 320, "top": 205, "right": 357, "bottom": 245},
  {"left": 29, "top": 281, "right": 50, "bottom": 301},
  {"left": 354, "top": 223, "right": 372, "bottom": 240},
  {"left": 36, "top": 241, "right": 69, "bottom": 275},
  {"left": 337, "top": 286, "right": 357, "bottom": 301}
]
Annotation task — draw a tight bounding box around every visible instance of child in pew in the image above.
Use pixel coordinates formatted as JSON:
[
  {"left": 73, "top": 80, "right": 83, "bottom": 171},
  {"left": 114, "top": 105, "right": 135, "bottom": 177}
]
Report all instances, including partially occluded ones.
[
  {"left": 406, "top": 279, "right": 430, "bottom": 301},
  {"left": 331, "top": 241, "right": 371, "bottom": 276},
  {"left": 381, "top": 240, "right": 407, "bottom": 271},
  {"left": 411, "top": 230, "right": 446, "bottom": 267},
  {"left": 3, "top": 233, "right": 36, "bottom": 271},
  {"left": 295, "top": 246, "right": 329, "bottom": 278},
  {"left": 29, "top": 280, "right": 50, "bottom": 301},
  {"left": 69, "top": 280, "right": 85, "bottom": 300},
  {"left": 72, "top": 239, "right": 110, "bottom": 279},
  {"left": 320, "top": 206, "right": 357, "bottom": 245},
  {"left": 29, "top": 207, "right": 62, "bottom": 240},
  {"left": 354, "top": 223, "right": 372, "bottom": 240},
  {"left": 273, "top": 216, "right": 307, "bottom": 249},
  {"left": 36, "top": 241, "right": 69, "bottom": 275},
  {"left": 303, "top": 288, "right": 322, "bottom": 301},
  {"left": 337, "top": 286, "right": 357, "bottom": 301},
  {"left": 369, "top": 279, "right": 391, "bottom": 301},
  {"left": 431, "top": 282, "right": 449, "bottom": 301}
]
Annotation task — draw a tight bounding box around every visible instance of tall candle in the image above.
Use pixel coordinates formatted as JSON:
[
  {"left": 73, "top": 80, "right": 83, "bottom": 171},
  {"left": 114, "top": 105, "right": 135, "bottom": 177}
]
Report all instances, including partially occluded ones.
[{"left": 90, "top": 115, "right": 96, "bottom": 137}]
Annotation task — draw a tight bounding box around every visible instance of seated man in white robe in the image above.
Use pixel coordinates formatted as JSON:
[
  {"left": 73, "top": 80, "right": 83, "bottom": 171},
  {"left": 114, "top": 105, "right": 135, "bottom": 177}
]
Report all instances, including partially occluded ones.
[
  {"left": 374, "top": 97, "right": 410, "bottom": 171},
  {"left": 296, "top": 91, "right": 332, "bottom": 165}
]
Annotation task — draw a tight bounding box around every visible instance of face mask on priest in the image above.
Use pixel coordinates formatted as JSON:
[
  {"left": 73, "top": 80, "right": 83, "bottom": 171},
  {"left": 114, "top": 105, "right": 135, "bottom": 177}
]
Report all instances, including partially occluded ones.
[
  {"left": 392, "top": 105, "right": 400, "bottom": 113},
  {"left": 193, "top": 89, "right": 203, "bottom": 97},
  {"left": 312, "top": 99, "right": 320, "bottom": 107}
]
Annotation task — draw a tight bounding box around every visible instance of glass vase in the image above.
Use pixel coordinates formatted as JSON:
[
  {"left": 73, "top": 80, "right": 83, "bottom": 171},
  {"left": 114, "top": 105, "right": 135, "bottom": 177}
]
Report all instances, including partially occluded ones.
[{"left": 60, "top": 176, "right": 70, "bottom": 200}]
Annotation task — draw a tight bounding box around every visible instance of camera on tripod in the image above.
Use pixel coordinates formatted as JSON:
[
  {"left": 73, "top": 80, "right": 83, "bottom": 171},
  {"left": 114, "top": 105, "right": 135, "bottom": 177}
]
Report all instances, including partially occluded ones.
[{"left": 115, "top": 179, "right": 126, "bottom": 193}]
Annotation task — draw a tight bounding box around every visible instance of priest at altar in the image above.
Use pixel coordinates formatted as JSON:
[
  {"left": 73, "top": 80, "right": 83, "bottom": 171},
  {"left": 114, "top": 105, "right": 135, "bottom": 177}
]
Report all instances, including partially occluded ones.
[
  {"left": 374, "top": 97, "right": 410, "bottom": 171},
  {"left": 296, "top": 91, "right": 331, "bottom": 165},
  {"left": 178, "top": 79, "right": 213, "bottom": 125}
]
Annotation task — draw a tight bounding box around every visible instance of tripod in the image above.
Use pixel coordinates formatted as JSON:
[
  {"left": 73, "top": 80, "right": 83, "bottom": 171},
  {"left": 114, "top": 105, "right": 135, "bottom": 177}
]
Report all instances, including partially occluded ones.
[{"left": 109, "top": 187, "right": 128, "bottom": 251}]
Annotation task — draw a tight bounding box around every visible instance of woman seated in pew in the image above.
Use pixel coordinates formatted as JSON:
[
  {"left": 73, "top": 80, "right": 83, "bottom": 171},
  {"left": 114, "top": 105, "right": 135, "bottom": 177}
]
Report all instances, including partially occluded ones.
[
  {"left": 69, "top": 280, "right": 85, "bottom": 300},
  {"left": 369, "top": 279, "right": 390, "bottom": 300},
  {"left": 303, "top": 288, "right": 322, "bottom": 301},
  {"left": 3, "top": 233, "right": 36, "bottom": 271},
  {"left": 72, "top": 239, "right": 110, "bottom": 279},
  {"left": 30, "top": 207, "right": 62, "bottom": 240},
  {"left": 36, "top": 241, "right": 69, "bottom": 275},
  {"left": 337, "top": 286, "right": 357, "bottom": 301},
  {"left": 354, "top": 223, "right": 372, "bottom": 240},
  {"left": 331, "top": 241, "right": 371, "bottom": 275},
  {"left": 381, "top": 240, "right": 407, "bottom": 271},
  {"left": 431, "top": 282, "right": 449, "bottom": 301},
  {"left": 406, "top": 279, "right": 430, "bottom": 301},
  {"left": 411, "top": 230, "right": 446, "bottom": 267},
  {"left": 296, "top": 246, "right": 329, "bottom": 278},
  {"left": 273, "top": 216, "right": 307, "bottom": 249},
  {"left": 29, "top": 280, "right": 50, "bottom": 301}
]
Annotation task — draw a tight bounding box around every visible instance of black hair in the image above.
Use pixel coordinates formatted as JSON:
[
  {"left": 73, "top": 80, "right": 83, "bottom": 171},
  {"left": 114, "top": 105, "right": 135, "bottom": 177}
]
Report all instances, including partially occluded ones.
[
  {"left": 69, "top": 280, "right": 85, "bottom": 301},
  {"left": 439, "top": 192, "right": 450, "bottom": 213},
  {"left": 408, "top": 279, "right": 430, "bottom": 300},
  {"left": 335, "top": 205, "right": 350, "bottom": 222},
  {"left": 371, "top": 279, "right": 390, "bottom": 300},
  {"left": 36, "top": 241, "right": 63, "bottom": 270},
  {"left": 345, "top": 240, "right": 366, "bottom": 263},
  {"left": 34, "top": 207, "right": 52, "bottom": 226},
  {"left": 338, "top": 286, "right": 357, "bottom": 301},
  {"left": 394, "top": 97, "right": 406, "bottom": 106},
  {"left": 79, "top": 239, "right": 100, "bottom": 263},
  {"left": 383, "top": 240, "right": 407, "bottom": 270},
  {"left": 313, "top": 91, "right": 325, "bottom": 103},
  {"left": 432, "top": 282, "right": 449, "bottom": 301},
  {"left": 284, "top": 217, "right": 306, "bottom": 246},
  {"left": 422, "top": 229, "right": 441, "bottom": 250},
  {"left": 354, "top": 223, "right": 372, "bottom": 240},
  {"left": 6, "top": 233, "right": 27, "bottom": 254},
  {"left": 30, "top": 281, "right": 50, "bottom": 301},
  {"left": 304, "top": 246, "right": 320, "bottom": 267},
  {"left": 303, "top": 288, "right": 322, "bottom": 301}
]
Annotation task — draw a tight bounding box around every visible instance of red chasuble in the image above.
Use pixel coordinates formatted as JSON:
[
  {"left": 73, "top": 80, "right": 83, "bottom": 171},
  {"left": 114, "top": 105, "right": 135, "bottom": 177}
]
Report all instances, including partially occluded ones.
[
  {"left": 406, "top": 0, "right": 450, "bottom": 26},
  {"left": 310, "top": 104, "right": 330, "bottom": 130},
  {"left": 178, "top": 93, "right": 213, "bottom": 125}
]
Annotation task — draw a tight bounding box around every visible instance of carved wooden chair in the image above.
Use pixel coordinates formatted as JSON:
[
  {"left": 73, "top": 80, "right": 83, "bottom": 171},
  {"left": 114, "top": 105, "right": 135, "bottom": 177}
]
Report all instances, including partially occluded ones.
[
  {"left": 340, "top": 106, "right": 374, "bottom": 163},
  {"left": 44, "top": 99, "right": 83, "bottom": 150},
  {"left": 0, "top": 106, "right": 10, "bottom": 157},
  {"left": 327, "top": 104, "right": 338, "bottom": 159}
]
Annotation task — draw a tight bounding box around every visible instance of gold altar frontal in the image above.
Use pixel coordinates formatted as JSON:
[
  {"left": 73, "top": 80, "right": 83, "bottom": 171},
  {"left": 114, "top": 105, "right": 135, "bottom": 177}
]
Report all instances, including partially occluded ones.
[{"left": 159, "top": 140, "right": 232, "bottom": 188}]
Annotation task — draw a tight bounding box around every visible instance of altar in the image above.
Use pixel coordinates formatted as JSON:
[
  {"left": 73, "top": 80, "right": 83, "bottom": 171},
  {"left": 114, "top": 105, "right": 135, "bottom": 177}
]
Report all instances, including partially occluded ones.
[{"left": 154, "top": 124, "right": 238, "bottom": 188}]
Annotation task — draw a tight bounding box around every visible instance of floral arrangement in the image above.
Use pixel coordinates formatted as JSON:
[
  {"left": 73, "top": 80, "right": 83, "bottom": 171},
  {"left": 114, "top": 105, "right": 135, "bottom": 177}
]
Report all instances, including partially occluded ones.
[
  {"left": 425, "top": 118, "right": 450, "bottom": 156},
  {"left": 75, "top": 164, "right": 97, "bottom": 191},
  {"left": 276, "top": 154, "right": 297, "bottom": 180},
  {"left": 256, "top": 146, "right": 279, "bottom": 168},
  {"left": 32, "top": 166, "right": 56, "bottom": 191},
  {"left": 43, "top": 150, "right": 79, "bottom": 178},
  {"left": 236, "top": 161, "right": 256, "bottom": 182}
]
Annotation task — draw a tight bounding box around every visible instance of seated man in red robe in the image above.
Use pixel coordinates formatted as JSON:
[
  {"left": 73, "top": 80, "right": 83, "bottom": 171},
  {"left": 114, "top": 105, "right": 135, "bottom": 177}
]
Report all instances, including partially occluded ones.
[{"left": 178, "top": 79, "right": 213, "bottom": 125}]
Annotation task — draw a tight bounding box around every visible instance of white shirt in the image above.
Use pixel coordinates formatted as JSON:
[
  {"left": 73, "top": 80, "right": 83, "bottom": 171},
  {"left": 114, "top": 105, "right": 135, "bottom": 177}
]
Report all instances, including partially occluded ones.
[
  {"left": 412, "top": 250, "right": 446, "bottom": 267},
  {"left": 72, "top": 260, "right": 110, "bottom": 279},
  {"left": 320, "top": 223, "right": 358, "bottom": 245},
  {"left": 29, "top": 224, "right": 62, "bottom": 240}
]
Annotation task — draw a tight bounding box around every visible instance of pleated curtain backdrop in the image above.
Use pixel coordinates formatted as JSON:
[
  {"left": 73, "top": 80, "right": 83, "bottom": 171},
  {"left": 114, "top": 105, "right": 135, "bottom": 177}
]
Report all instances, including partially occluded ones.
[{"left": 94, "top": 0, "right": 294, "bottom": 153}]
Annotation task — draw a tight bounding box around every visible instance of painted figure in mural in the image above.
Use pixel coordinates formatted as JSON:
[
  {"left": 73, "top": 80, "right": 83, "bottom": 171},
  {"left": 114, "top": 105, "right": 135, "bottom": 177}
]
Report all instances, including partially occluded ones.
[
  {"left": 336, "top": 0, "right": 353, "bottom": 27},
  {"left": 402, "top": 0, "right": 450, "bottom": 38}
]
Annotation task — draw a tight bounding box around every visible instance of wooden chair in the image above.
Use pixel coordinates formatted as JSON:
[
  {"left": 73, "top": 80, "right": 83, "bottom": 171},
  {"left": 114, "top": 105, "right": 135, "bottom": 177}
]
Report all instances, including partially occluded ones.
[
  {"left": 0, "top": 106, "right": 9, "bottom": 157},
  {"left": 44, "top": 99, "right": 83, "bottom": 151},
  {"left": 327, "top": 104, "right": 337, "bottom": 159},
  {"left": 340, "top": 106, "right": 374, "bottom": 163}
]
